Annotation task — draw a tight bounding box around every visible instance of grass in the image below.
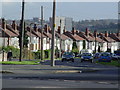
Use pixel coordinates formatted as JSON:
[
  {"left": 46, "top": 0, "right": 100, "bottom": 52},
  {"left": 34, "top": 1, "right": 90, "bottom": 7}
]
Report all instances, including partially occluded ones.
[
  {"left": 96, "top": 60, "right": 120, "bottom": 67},
  {"left": 0, "top": 61, "right": 40, "bottom": 65}
]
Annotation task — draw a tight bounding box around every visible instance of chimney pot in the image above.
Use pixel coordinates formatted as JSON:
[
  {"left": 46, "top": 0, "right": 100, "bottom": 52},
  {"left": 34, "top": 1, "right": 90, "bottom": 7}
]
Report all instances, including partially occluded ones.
[
  {"left": 44, "top": 24, "right": 49, "bottom": 33},
  {"left": 34, "top": 24, "right": 38, "bottom": 32},
  {"left": 12, "top": 20, "right": 17, "bottom": 30},
  {"left": 72, "top": 27, "right": 76, "bottom": 35},
  {"left": 2, "top": 18, "right": 6, "bottom": 30},
  {"left": 105, "top": 31, "right": 108, "bottom": 37},
  {"left": 57, "top": 26, "right": 61, "bottom": 34},
  {"left": 117, "top": 30, "right": 120, "bottom": 37},
  {"left": 94, "top": 30, "right": 97, "bottom": 37},
  {"left": 85, "top": 28, "right": 89, "bottom": 36}
]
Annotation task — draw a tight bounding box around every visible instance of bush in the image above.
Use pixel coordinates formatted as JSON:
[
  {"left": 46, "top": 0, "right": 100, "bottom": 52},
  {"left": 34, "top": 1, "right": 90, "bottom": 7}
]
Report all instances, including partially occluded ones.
[
  {"left": 72, "top": 48, "right": 79, "bottom": 56},
  {"left": 22, "top": 48, "right": 34, "bottom": 60},
  {"left": 72, "top": 42, "right": 79, "bottom": 56},
  {"left": 44, "top": 49, "right": 51, "bottom": 59},
  {"left": 33, "top": 50, "right": 41, "bottom": 59},
  {"left": 2, "top": 46, "right": 20, "bottom": 58}
]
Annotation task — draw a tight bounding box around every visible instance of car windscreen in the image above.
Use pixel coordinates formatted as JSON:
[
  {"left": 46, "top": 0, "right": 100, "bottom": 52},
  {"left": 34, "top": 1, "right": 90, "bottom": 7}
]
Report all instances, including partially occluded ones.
[
  {"left": 82, "top": 53, "right": 92, "bottom": 56},
  {"left": 63, "top": 52, "right": 73, "bottom": 55},
  {"left": 101, "top": 53, "right": 110, "bottom": 56}
]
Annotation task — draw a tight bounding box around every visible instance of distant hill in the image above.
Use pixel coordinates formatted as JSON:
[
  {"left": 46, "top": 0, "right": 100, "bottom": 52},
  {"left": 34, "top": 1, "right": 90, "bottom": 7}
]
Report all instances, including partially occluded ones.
[{"left": 73, "top": 19, "right": 118, "bottom": 33}]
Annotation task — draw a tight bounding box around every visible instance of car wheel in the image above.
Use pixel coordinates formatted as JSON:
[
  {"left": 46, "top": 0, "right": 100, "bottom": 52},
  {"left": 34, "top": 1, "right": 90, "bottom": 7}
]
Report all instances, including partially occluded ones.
[
  {"left": 91, "top": 60, "right": 94, "bottom": 63},
  {"left": 81, "top": 60, "right": 83, "bottom": 62}
]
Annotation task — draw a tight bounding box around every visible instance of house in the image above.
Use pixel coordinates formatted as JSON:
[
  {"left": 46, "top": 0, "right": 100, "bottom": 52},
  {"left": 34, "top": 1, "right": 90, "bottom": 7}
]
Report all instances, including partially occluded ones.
[
  {"left": 99, "top": 31, "right": 116, "bottom": 53},
  {"left": 64, "top": 27, "right": 85, "bottom": 52},
  {"left": 109, "top": 31, "right": 120, "bottom": 51},
  {"left": 0, "top": 19, "right": 18, "bottom": 48},
  {"left": 55, "top": 26, "right": 73, "bottom": 52}
]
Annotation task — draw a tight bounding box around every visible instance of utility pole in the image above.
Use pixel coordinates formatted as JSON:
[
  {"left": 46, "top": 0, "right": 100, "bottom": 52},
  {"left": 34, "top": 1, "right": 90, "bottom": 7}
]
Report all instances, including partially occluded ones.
[
  {"left": 59, "top": 19, "right": 62, "bottom": 59},
  {"left": 19, "top": 0, "right": 25, "bottom": 62},
  {"left": 94, "top": 30, "right": 97, "bottom": 53},
  {"left": 51, "top": 0, "right": 56, "bottom": 66},
  {"left": 41, "top": 6, "right": 44, "bottom": 61}
]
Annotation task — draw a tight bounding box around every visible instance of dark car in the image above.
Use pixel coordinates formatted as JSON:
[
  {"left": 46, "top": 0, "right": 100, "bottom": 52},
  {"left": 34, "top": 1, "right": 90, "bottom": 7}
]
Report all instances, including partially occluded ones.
[
  {"left": 98, "top": 52, "right": 112, "bottom": 62},
  {"left": 81, "top": 53, "right": 93, "bottom": 63},
  {"left": 62, "top": 52, "right": 75, "bottom": 62},
  {"left": 110, "top": 53, "right": 120, "bottom": 60},
  {"left": 94, "top": 53, "right": 101, "bottom": 59}
]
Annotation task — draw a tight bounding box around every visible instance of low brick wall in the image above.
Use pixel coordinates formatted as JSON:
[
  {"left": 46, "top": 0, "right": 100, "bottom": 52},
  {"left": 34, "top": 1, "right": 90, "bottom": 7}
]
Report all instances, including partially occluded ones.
[{"left": 0, "top": 52, "right": 7, "bottom": 61}]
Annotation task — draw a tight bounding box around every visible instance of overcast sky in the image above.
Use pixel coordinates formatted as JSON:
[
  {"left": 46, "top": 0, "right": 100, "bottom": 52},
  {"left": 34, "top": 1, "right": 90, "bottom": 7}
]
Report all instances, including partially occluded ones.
[{"left": 0, "top": 2, "right": 118, "bottom": 21}]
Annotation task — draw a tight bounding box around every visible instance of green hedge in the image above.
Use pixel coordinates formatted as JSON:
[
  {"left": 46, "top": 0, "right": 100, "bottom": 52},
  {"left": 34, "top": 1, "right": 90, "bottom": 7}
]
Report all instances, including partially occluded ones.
[
  {"left": 33, "top": 49, "right": 51, "bottom": 60},
  {"left": 2, "top": 46, "right": 20, "bottom": 58},
  {"left": 44, "top": 49, "right": 51, "bottom": 59}
]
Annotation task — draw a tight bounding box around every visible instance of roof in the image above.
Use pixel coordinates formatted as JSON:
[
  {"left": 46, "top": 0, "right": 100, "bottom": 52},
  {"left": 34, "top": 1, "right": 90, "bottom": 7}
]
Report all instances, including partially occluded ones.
[
  {"left": 6, "top": 24, "right": 19, "bottom": 35},
  {"left": 26, "top": 31, "right": 37, "bottom": 37},
  {"left": 64, "top": 31, "right": 85, "bottom": 41},
  {"left": 43, "top": 32, "right": 52, "bottom": 39},
  {"left": 77, "top": 31, "right": 94, "bottom": 41},
  {"left": 109, "top": 33, "right": 120, "bottom": 42},
  {"left": 99, "top": 33, "right": 115, "bottom": 43},
  {"left": 0, "top": 26, "right": 18, "bottom": 37},
  {"left": 56, "top": 32, "right": 70, "bottom": 40}
]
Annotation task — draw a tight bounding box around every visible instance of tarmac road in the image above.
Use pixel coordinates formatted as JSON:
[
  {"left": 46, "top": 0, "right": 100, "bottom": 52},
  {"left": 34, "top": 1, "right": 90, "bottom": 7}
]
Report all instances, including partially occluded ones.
[{"left": 1, "top": 58, "right": 119, "bottom": 88}]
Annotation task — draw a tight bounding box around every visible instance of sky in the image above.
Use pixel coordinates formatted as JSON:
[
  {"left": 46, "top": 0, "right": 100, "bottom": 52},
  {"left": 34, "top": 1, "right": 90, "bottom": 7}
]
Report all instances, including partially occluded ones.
[{"left": 0, "top": 2, "right": 118, "bottom": 21}]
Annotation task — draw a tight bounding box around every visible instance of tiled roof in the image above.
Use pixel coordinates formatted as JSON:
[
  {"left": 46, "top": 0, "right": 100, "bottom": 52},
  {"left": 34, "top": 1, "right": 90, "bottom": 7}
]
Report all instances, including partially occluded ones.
[
  {"left": 26, "top": 31, "right": 37, "bottom": 37},
  {"left": 109, "top": 33, "right": 120, "bottom": 42},
  {"left": 0, "top": 27, "right": 18, "bottom": 37},
  {"left": 64, "top": 31, "right": 85, "bottom": 41},
  {"left": 6, "top": 24, "right": 19, "bottom": 35},
  {"left": 43, "top": 32, "right": 52, "bottom": 39},
  {"left": 99, "top": 33, "right": 115, "bottom": 42},
  {"left": 56, "top": 32, "right": 70, "bottom": 40}
]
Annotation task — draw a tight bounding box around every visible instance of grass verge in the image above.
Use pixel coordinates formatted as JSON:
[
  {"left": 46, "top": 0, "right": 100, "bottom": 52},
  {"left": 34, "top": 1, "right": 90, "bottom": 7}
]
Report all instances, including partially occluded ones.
[
  {"left": 0, "top": 61, "right": 39, "bottom": 65},
  {"left": 96, "top": 60, "right": 120, "bottom": 67}
]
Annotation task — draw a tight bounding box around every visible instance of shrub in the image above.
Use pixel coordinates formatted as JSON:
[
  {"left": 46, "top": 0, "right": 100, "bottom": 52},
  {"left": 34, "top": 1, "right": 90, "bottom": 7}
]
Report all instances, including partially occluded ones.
[
  {"left": 33, "top": 50, "right": 41, "bottom": 59},
  {"left": 44, "top": 49, "right": 51, "bottom": 59},
  {"left": 2, "top": 46, "right": 20, "bottom": 58}
]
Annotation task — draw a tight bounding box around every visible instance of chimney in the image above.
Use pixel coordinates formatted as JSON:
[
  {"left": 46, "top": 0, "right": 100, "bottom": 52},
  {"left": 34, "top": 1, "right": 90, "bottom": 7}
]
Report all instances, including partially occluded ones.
[
  {"left": 76, "top": 30, "right": 79, "bottom": 34},
  {"left": 117, "top": 30, "right": 120, "bottom": 37},
  {"left": 72, "top": 27, "right": 76, "bottom": 35},
  {"left": 94, "top": 30, "right": 97, "bottom": 37},
  {"left": 12, "top": 20, "right": 17, "bottom": 30},
  {"left": 63, "top": 26, "right": 66, "bottom": 33},
  {"left": 85, "top": 28, "right": 89, "bottom": 36},
  {"left": 44, "top": 24, "right": 49, "bottom": 33},
  {"left": 26, "top": 27, "right": 30, "bottom": 32},
  {"left": 57, "top": 26, "right": 61, "bottom": 34},
  {"left": 105, "top": 31, "right": 108, "bottom": 37},
  {"left": 34, "top": 24, "right": 38, "bottom": 32},
  {"left": 2, "top": 18, "right": 6, "bottom": 30}
]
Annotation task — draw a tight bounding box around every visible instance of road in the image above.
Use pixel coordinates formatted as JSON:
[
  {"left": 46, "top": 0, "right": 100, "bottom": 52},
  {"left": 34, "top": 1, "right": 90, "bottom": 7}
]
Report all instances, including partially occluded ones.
[{"left": 1, "top": 58, "right": 119, "bottom": 88}]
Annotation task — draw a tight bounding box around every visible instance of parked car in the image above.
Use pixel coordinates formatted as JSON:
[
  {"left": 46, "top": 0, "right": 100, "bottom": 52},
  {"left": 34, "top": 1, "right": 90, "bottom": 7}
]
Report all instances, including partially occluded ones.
[
  {"left": 62, "top": 52, "right": 75, "bottom": 62},
  {"left": 81, "top": 53, "right": 93, "bottom": 63},
  {"left": 98, "top": 52, "right": 112, "bottom": 62},
  {"left": 94, "top": 53, "right": 101, "bottom": 59},
  {"left": 110, "top": 53, "right": 120, "bottom": 60}
]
